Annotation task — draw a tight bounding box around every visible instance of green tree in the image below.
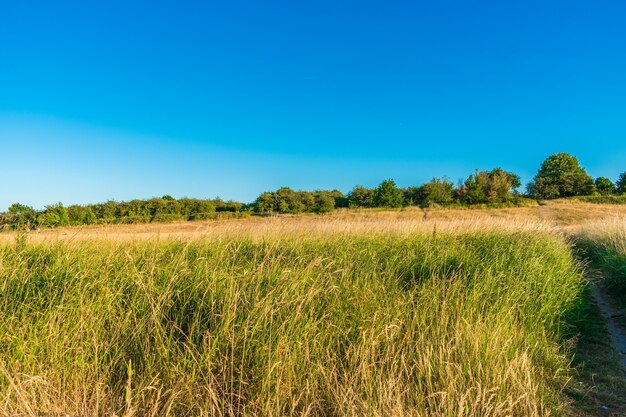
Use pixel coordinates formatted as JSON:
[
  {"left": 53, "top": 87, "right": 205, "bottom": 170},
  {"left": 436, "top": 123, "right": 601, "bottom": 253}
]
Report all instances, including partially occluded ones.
[
  {"left": 457, "top": 169, "right": 520, "bottom": 205},
  {"left": 486, "top": 168, "right": 519, "bottom": 201},
  {"left": 373, "top": 179, "right": 404, "bottom": 208},
  {"left": 7, "top": 203, "right": 38, "bottom": 229},
  {"left": 594, "top": 177, "right": 616, "bottom": 195},
  {"left": 616, "top": 172, "right": 626, "bottom": 194},
  {"left": 402, "top": 186, "right": 421, "bottom": 206},
  {"left": 527, "top": 153, "right": 594, "bottom": 199},
  {"left": 330, "top": 189, "right": 348, "bottom": 208},
  {"left": 461, "top": 171, "right": 489, "bottom": 205},
  {"left": 418, "top": 178, "right": 454, "bottom": 206},
  {"left": 40, "top": 203, "right": 70, "bottom": 228},
  {"left": 254, "top": 192, "right": 277, "bottom": 213},
  {"left": 67, "top": 205, "right": 99, "bottom": 225},
  {"left": 313, "top": 192, "right": 336, "bottom": 213},
  {"left": 347, "top": 186, "right": 375, "bottom": 208}
]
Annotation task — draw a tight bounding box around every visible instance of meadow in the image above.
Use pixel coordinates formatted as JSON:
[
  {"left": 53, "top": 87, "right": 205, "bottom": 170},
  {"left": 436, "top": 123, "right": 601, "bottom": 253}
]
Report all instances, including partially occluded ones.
[{"left": 1, "top": 202, "right": 625, "bottom": 416}]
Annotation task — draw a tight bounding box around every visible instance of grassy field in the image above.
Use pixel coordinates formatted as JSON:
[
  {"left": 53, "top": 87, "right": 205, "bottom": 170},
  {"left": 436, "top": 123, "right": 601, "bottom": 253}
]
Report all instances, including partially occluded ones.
[
  {"left": 1, "top": 202, "right": 625, "bottom": 416},
  {"left": 2, "top": 199, "right": 625, "bottom": 245}
]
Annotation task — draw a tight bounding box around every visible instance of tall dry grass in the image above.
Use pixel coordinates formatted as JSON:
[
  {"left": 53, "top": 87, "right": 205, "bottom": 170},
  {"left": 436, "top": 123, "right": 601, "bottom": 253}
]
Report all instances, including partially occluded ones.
[
  {"left": 3, "top": 199, "right": 626, "bottom": 245},
  {"left": 0, "top": 225, "right": 583, "bottom": 416}
]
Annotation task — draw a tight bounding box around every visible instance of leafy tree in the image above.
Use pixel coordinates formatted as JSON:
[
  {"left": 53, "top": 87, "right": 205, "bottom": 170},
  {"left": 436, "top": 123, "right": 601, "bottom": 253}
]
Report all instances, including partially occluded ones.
[
  {"left": 297, "top": 192, "right": 313, "bottom": 213},
  {"left": 485, "top": 168, "right": 519, "bottom": 201},
  {"left": 527, "top": 153, "right": 594, "bottom": 199},
  {"left": 594, "top": 177, "right": 616, "bottom": 195},
  {"left": 461, "top": 172, "right": 489, "bottom": 205},
  {"left": 254, "top": 192, "right": 275, "bottom": 213},
  {"left": 67, "top": 205, "right": 98, "bottom": 225},
  {"left": 216, "top": 200, "right": 244, "bottom": 212},
  {"left": 40, "top": 203, "right": 70, "bottom": 228},
  {"left": 7, "top": 203, "right": 38, "bottom": 229},
  {"left": 402, "top": 186, "right": 421, "bottom": 206},
  {"left": 92, "top": 200, "right": 119, "bottom": 221},
  {"left": 458, "top": 169, "right": 520, "bottom": 204},
  {"left": 616, "top": 172, "right": 626, "bottom": 194},
  {"left": 348, "top": 186, "right": 375, "bottom": 208},
  {"left": 179, "top": 198, "right": 216, "bottom": 217},
  {"left": 418, "top": 178, "right": 454, "bottom": 206},
  {"left": 314, "top": 192, "right": 335, "bottom": 213},
  {"left": 330, "top": 189, "right": 348, "bottom": 208},
  {"left": 373, "top": 179, "right": 404, "bottom": 208},
  {"left": 253, "top": 188, "right": 337, "bottom": 214}
]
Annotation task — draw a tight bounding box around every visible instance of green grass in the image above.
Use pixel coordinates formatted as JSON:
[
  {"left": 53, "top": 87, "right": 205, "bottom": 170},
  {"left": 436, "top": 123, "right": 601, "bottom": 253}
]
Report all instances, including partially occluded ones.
[
  {"left": 576, "top": 225, "right": 626, "bottom": 309},
  {"left": 0, "top": 231, "right": 584, "bottom": 416}
]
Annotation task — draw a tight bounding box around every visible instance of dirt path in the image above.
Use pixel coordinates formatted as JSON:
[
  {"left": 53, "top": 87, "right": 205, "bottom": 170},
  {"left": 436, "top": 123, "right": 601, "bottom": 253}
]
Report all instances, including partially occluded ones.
[{"left": 590, "top": 283, "right": 626, "bottom": 368}]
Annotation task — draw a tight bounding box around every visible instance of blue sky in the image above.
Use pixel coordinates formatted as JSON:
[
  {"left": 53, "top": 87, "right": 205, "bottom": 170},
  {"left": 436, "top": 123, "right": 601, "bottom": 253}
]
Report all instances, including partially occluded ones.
[{"left": 1, "top": 1, "right": 625, "bottom": 209}]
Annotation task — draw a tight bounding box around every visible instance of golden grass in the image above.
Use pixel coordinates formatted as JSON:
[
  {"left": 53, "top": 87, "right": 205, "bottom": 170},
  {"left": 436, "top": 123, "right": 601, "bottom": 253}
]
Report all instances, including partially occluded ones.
[
  {"left": 1, "top": 200, "right": 624, "bottom": 244},
  {"left": 0, "top": 231, "right": 582, "bottom": 416},
  {"left": 0, "top": 200, "right": 621, "bottom": 416}
]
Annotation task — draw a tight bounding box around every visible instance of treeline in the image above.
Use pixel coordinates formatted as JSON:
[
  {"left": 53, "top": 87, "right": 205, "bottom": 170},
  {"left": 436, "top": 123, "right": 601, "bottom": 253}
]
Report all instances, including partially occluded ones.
[
  {"left": 252, "top": 153, "right": 625, "bottom": 214},
  {"left": 0, "top": 196, "right": 246, "bottom": 230},
  {"left": 2, "top": 152, "right": 625, "bottom": 229},
  {"left": 253, "top": 168, "right": 525, "bottom": 214}
]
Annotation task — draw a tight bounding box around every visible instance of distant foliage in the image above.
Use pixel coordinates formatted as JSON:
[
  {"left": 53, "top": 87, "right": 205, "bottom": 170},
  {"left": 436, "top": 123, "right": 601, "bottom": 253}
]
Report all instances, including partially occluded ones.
[
  {"left": 41, "top": 203, "right": 70, "bottom": 228},
  {"left": 348, "top": 186, "right": 375, "bottom": 208},
  {"left": 4, "top": 203, "right": 39, "bottom": 230},
  {"left": 594, "top": 177, "right": 616, "bottom": 195},
  {"left": 457, "top": 169, "right": 521, "bottom": 205},
  {"left": 1, "top": 152, "right": 621, "bottom": 229},
  {"left": 527, "top": 153, "right": 594, "bottom": 199},
  {"left": 616, "top": 172, "right": 626, "bottom": 195},
  {"left": 253, "top": 187, "right": 345, "bottom": 214},
  {"left": 373, "top": 179, "right": 404, "bottom": 208},
  {"left": 0, "top": 196, "right": 247, "bottom": 230},
  {"left": 417, "top": 178, "right": 455, "bottom": 206}
]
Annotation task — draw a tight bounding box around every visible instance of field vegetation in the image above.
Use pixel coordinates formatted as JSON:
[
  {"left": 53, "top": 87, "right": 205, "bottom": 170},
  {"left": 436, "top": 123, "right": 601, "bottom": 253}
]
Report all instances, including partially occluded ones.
[{"left": 0, "top": 215, "right": 589, "bottom": 416}]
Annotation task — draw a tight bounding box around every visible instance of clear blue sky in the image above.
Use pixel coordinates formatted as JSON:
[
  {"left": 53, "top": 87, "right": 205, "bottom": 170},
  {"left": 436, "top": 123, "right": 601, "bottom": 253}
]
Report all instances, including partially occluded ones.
[{"left": 1, "top": 1, "right": 625, "bottom": 209}]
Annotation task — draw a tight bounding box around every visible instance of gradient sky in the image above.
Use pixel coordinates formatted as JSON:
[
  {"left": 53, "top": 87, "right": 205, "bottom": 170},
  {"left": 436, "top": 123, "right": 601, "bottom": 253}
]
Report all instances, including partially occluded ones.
[{"left": 1, "top": 1, "right": 625, "bottom": 209}]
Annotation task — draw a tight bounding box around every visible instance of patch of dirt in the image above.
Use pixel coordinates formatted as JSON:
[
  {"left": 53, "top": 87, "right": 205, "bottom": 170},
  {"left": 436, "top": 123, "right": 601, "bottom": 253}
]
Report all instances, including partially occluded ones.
[{"left": 590, "top": 283, "right": 626, "bottom": 368}]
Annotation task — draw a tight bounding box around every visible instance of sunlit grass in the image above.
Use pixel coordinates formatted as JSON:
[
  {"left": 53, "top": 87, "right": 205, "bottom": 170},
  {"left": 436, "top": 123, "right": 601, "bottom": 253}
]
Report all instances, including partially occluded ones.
[
  {"left": 0, "top": 225, "right": 584, "bottom": 416},
  {"left": 576, "top": 217, "right": 626, "bottom": 307}
]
